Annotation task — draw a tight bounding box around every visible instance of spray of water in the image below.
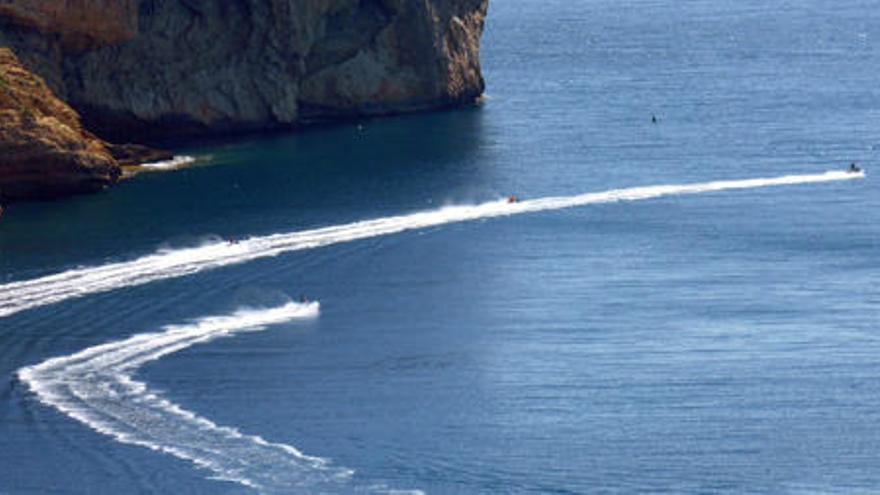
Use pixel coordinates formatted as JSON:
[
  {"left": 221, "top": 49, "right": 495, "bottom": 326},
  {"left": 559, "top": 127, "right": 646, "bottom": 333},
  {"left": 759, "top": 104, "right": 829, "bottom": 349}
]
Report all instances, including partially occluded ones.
[
  {"left": 0, "top": 170, "right": 863, "bottom": 320},
  {"left": 10, "top": 170, "right": 863, "bottom": 493},
  {"left": 16, "top": 302, "right": 358, "bottom": 492}
]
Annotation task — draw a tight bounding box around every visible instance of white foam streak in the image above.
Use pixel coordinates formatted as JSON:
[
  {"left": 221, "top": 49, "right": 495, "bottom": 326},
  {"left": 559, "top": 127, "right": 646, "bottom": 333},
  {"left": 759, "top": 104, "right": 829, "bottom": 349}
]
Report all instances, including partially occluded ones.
[
  {"left": 0, "top": 170, "right": 863, "bottom": 319},
  {"left": 17, "top": 302, "right": 354, "bottom": 492},
  {"left": 139, "top": 155, "right": 196, "bottom": 170}
]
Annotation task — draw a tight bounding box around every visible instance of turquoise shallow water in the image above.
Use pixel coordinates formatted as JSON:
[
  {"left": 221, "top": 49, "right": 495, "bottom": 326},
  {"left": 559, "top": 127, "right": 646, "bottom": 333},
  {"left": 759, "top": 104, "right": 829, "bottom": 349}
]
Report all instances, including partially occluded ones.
[{"left": 2, "top": 1, "right": 879, "bottom": 493}]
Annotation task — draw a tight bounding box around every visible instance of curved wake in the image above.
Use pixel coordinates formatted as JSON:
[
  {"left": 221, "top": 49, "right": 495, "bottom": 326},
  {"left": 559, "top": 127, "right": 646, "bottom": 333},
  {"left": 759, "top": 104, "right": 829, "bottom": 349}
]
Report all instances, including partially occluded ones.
[
  {"left": 0, "top": 170, "right": 863, "bottom": 319},
  {"left": 8, "top": 170, "right": 865, "bottom": 493},
  {"left": 17, "top": 302, "right": 356, "bottom": 492}
]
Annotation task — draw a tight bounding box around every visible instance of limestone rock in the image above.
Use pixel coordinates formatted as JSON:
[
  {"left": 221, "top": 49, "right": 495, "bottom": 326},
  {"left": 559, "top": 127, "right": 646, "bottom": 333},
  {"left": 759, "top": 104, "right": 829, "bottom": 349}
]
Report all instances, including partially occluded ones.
[
  {"left": 106, "top": 142, "right": 173, "bottom": 167},
  {"left": 0, "top": 1, "right": 490, "bottom": 200},
  {"left": 0, "top": 0, "right": 139, "bottom": 50},
  {"left": 1, "top": 0, "right": 489, "bottom": 140},
  {"left": 0, "top": 47, "right": 119, "bottom": 201}
]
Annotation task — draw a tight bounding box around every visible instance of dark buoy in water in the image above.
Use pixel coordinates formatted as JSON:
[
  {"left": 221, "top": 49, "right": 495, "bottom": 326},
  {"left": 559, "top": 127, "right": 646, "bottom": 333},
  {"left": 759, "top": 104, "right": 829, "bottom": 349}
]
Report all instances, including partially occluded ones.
[{"left": 651, "top": 114, "right": 658, "bottom": 124}]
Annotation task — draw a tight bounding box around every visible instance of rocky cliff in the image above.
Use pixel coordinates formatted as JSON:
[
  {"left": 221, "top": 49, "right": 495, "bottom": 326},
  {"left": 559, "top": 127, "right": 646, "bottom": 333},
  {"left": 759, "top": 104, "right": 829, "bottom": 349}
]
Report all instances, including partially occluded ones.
[
  {"left": 0, "top": 0, "right": 488, "bottom": 202},
  {"left": 1, "top": 0, "right": 488, "bottom": 140},
  {"left": 0, "top": 0, "right": 139, "bottom": 49},
  {"left": 0, "top": 47, "right": 119, "bottom": 201}
]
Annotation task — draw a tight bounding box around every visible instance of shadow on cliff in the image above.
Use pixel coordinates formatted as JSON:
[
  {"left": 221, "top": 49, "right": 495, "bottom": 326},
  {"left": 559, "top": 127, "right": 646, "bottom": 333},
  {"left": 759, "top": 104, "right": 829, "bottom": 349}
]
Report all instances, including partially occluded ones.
[{"left": 0, "top": 107, "right": 492, "bottom": 277}]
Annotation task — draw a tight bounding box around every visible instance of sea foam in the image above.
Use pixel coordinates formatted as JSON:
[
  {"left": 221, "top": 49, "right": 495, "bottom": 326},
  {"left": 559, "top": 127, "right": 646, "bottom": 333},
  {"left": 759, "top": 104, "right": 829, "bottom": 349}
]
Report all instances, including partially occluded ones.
[
  {"left": 17, "top": 302, "right": 356, "bottom": 492},
  {"left": 139, "top": 155, "right": 197, "bottom": 171},
  {"left": 0, "top": 170, "right": 863, "bottom": 319}
]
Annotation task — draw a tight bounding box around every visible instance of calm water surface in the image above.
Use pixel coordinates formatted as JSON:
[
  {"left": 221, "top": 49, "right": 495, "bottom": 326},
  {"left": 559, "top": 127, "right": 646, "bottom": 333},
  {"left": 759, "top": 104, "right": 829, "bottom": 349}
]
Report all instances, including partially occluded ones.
[{"left": 1, "top": 1, "right": 879, "bottom": 493}]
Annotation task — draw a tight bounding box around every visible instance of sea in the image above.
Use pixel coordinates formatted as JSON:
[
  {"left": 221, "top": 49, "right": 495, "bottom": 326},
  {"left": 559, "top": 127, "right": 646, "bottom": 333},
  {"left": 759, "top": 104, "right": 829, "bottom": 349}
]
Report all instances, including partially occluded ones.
[{"left": 1, "top": 1, "right": 878, "bottom": 493}]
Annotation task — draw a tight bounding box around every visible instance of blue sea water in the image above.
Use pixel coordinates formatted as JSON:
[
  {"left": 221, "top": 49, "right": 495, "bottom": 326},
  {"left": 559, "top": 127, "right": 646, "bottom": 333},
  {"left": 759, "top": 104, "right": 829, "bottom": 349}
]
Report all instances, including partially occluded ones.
[{"left": 1, "top": 0, "right": 879, "bottom": 493}]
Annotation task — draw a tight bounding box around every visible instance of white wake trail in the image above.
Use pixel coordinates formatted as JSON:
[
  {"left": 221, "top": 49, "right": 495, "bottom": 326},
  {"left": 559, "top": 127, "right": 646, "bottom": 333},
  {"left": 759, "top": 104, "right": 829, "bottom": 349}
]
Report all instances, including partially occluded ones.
[
  {"left": 17, "top": 302, "right": 355, "bottom": 492},
  {"left": 139, "top": 155, "right": 197, "bottom": 171},
  {"left": 0, "top": 170, "right": 863, "bottom": 319}
]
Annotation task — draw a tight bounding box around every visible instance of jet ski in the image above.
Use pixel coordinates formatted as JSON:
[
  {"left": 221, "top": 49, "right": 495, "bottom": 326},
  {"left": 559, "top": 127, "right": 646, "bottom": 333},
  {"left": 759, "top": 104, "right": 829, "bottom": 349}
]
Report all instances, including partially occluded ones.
[
  {"left": 507, "top": 195, "right": 519, "bottom": 204},
  {"left": 848, "top": 163, "right": 862, "bottom": 173}
]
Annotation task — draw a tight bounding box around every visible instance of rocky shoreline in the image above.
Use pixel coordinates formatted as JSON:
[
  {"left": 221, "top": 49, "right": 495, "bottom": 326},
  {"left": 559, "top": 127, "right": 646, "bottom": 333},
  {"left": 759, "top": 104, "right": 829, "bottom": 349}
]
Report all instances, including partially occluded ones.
[
  {"left": 0, "top": 0, "right": 489, "bottom": 203},
  {"left": 0, "top": 47, "right": 170, "bottom": 202}
]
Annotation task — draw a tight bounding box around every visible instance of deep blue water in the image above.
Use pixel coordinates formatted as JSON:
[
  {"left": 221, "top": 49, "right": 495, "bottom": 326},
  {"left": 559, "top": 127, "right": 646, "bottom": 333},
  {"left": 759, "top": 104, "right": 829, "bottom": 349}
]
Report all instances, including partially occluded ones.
[{"left": 2, "top": 1, "right": 879, "bottom": 493}]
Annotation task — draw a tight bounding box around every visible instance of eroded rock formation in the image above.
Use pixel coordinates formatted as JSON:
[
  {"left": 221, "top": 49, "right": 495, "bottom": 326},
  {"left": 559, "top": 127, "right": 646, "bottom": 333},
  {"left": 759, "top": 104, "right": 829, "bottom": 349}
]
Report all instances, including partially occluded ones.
[
  {"left": 2, "top": 0, "right": 488, "bottom": 139},
  {"left": 0, "top": 47, "right": 119, "bottom": 201},
  {"left": 0, "top": 0, "right": 139, "bottom": 49},
  {"left": 0, "top": 0, "right": 489, "bottom": 200}
]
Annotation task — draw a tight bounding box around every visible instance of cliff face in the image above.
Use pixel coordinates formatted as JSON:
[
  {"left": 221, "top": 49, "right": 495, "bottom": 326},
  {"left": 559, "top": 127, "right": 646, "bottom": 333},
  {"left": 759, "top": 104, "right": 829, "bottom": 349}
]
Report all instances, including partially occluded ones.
[
  {"left": 1, "top": 0, "right": 488, "bottom": 140},
  {"left": 0, "top": 0, "right": 488, "bottom": 201},
  {"left": 0, "top": 0, "right": 139, "bottom": 49},
  {"left": 0, "top": 47, "right": 119, "bottom": 201}
]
